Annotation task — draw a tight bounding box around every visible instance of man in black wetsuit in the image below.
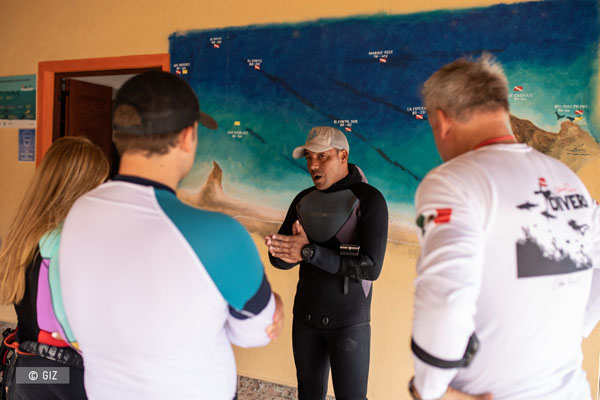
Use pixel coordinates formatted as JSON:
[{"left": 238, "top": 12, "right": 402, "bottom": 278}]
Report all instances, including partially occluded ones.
[{"left": 265, "top": 126, "right": 388, "bottom": 400}]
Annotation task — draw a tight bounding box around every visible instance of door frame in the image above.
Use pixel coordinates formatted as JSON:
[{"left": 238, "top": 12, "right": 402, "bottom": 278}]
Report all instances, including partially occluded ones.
[{"left": 37, "top": 54, "right": 170, "bottom": 165}]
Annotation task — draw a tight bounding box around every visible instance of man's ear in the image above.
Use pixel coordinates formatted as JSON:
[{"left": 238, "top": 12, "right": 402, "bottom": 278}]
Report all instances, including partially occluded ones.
[
  {"left": 178, "top": 125, "right": 196, "bottom": 153},
  {"left": 339, "top": 149, "right": 349, "bottom": 163},
  {"left": 435, "top": 109, "right": 452, "bottom": 140}
]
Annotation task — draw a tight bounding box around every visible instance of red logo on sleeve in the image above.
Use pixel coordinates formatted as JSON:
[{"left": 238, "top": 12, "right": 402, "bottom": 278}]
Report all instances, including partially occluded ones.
[{"left": 434, "top": 208, "right": 452, "bottom": 224}]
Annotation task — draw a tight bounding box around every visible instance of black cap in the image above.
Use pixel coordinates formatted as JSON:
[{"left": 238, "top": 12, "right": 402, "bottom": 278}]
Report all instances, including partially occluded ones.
[{"left": 113, "top": 70, "right": 217, "bottom": 135}]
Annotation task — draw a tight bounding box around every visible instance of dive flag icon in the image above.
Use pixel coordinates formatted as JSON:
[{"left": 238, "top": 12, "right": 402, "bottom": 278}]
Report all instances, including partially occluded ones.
[
  {"left": 379, "top": 58, "right": 387, "bottom": 63},
  {"left": 575, "top": 110, "right": 583, "bottom": 115},
  {"left": 344, "top": 127, "right": 352, "bottom": 132},
  {"left": 415, "top": 114, "right": 424, "bottom": 120},
  {"left": 513, "top": 86, "right": 523, "bottom": 92}
]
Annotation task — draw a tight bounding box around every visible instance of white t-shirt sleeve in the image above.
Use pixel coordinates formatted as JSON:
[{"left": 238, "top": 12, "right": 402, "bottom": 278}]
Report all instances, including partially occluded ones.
[
  {"left": 412, "top": 166, "right": 489, "bottom": 398},
  {"left": 583, "top": 200, "right": 600, "bottom": 337}
]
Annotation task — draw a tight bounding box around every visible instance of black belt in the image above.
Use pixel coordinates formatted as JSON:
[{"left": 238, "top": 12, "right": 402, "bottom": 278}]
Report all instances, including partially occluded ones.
[{"left": 19, "top": 341, "right": 84, "bottom": 369}]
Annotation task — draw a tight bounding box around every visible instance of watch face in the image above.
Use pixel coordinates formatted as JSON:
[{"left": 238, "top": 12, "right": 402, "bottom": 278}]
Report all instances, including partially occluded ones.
[{"left": 302, "top": 245, "right": 313, "bottom": 260}]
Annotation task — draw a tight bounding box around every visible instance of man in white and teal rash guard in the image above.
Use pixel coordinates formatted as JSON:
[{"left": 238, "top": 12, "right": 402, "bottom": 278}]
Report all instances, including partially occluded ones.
[{"left": 57, "top": 71, "right": 283, "bottom": 400}]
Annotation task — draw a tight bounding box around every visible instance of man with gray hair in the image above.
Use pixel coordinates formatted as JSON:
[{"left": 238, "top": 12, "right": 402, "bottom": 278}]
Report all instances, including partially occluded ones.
[
  {"left": 265, "top": 126, "right": 388, "bottom": 399},
  {"left": 409, "top": 54, "right": 600, "bottom": 399}
]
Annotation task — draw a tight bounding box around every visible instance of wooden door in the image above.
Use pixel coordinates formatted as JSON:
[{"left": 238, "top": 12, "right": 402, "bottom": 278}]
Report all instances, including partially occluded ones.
[{"left": 64, "top": 79, "right": 113, "bottom": 162}]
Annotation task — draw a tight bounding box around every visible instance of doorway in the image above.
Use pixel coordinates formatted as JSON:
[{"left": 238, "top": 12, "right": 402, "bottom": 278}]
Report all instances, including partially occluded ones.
[
  {"left": 37, "top": 54, "right": 170, "bottom": 171},
  {"left": 58, "top": 74, "right": 137, "bottom": 176}
]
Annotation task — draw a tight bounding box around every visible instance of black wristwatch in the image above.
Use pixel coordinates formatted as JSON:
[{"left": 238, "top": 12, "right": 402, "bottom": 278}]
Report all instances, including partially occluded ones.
[{"left": 301, "top": 244, "right": 314, "bottom": 262}]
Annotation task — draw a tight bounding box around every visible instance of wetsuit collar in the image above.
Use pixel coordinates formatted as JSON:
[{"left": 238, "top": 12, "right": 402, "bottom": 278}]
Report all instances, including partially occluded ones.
[
  {"left": 112, "top": 174, "right": 176, "bottom": 195},
  {"left": 321, "top": 163, "right": 362, "bottom": 193}
]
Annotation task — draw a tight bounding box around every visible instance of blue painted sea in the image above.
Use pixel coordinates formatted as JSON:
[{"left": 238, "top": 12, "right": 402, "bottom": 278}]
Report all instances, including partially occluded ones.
[{"left": 170, "top": 0, "right": 599, "bottom": 216}]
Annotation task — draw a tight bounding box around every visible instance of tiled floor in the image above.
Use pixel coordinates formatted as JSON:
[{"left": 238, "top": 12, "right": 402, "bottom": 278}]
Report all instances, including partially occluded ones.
[
  {"left": 0, "top": 321, "right": 14, "bottom": 336},
  {"left": 0, "top": 321, "right": 14, "bottom": 330},
  {"left": 237, "top": 376, "right": 296, "bottom": 399},
  {"left": 237, "top": 376, "right": 336, "bottom": 400}
]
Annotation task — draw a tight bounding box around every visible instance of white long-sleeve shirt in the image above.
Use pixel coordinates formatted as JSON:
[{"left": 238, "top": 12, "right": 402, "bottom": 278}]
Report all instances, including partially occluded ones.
[{"left": 413, "top": 143, "right": 600, "bottom": 400}]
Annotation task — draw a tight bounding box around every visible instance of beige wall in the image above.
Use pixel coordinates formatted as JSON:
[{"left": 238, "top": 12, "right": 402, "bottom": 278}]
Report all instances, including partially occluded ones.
[
  {"left": 3, "top": 0, "right": 599, "bottom": 398},
  {"left": 0, "top": 132, "right": 36, "bottom": 290}
]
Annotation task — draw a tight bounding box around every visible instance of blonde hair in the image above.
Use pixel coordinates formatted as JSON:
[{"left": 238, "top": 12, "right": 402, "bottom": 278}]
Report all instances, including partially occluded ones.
[
  {"left": 421, "top": 53, "right": 509, "bottom": 122},
  {"left": 0, "top": 136, "right": 109, "bottom": 304}
]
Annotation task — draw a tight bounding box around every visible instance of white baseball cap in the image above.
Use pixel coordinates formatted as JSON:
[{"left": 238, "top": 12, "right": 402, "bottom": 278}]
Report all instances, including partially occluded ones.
[{"left": 292, "top": 126, "right": 350, "bottom": 159}]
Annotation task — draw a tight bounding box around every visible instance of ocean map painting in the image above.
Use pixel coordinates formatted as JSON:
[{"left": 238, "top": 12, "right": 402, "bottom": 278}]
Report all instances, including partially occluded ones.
[{"left": 169, "top": 0, "right": 599, "bottom": 242}]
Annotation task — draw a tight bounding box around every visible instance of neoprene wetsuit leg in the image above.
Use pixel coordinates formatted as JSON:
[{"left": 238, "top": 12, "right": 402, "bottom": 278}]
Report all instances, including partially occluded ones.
[
  {"left": 293, "top": 317, "right": 370, "bottom": 400},
  {"left": 327, "top": 322, "right": 370, "bottom": 400},
  {"left": 293, "top": 317, "right": 330, "bottom": 399}
]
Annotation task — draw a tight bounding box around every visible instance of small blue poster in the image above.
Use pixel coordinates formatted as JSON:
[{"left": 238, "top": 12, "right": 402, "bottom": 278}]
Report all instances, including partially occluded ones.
[
  {"left": 0, "top": 75, "right": 36, "bottom": 129},
  {"left": 18, "top": 129, "right": 35, "bottom": 162}
]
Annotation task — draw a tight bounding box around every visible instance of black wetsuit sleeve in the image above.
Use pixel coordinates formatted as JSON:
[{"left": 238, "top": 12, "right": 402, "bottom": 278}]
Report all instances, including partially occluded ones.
[
  {"left": 310, "top": 186, "right": 388, "bottom": 280},
  {"left": 268, "top": 190, "right": 307, "bottom": 270}
]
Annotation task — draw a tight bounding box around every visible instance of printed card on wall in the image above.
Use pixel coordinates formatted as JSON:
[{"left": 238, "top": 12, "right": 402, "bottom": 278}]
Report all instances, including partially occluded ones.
[
  {"left": 18, "top": 129, "right": 35, "bottom": 162},
  {"left": 0, "top": 75, "right": 36, "bottom": 129}
]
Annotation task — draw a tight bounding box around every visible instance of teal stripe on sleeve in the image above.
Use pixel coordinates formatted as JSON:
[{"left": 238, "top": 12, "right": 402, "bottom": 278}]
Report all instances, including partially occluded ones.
[
  {"left": 155, "top": 189, "right": 264, "bottom": 310},
  {"left": 39, "top": 226, "right": 61, "bottom": 258},
  {"left": 43, "top": 227, "right": 80, "bottom": 349}
]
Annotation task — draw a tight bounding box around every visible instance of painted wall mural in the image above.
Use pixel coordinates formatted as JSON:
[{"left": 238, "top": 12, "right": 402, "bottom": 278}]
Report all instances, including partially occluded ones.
[{"left": 169, "top": 0, "right": 599, "bottom": 243}]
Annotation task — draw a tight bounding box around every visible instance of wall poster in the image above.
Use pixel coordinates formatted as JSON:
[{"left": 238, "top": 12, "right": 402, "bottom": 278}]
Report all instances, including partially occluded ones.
[
  {"left": 169, "top": 0, "right": 599, "bottom": 244},
  {"left": 0, "top": 75, "right": 36, "bottom": 129}
]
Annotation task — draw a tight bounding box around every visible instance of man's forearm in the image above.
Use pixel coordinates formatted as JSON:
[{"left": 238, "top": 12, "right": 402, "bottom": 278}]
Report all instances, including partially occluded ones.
[{"left": 304, "top": 243, "right": 382, "bottom": 280}]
